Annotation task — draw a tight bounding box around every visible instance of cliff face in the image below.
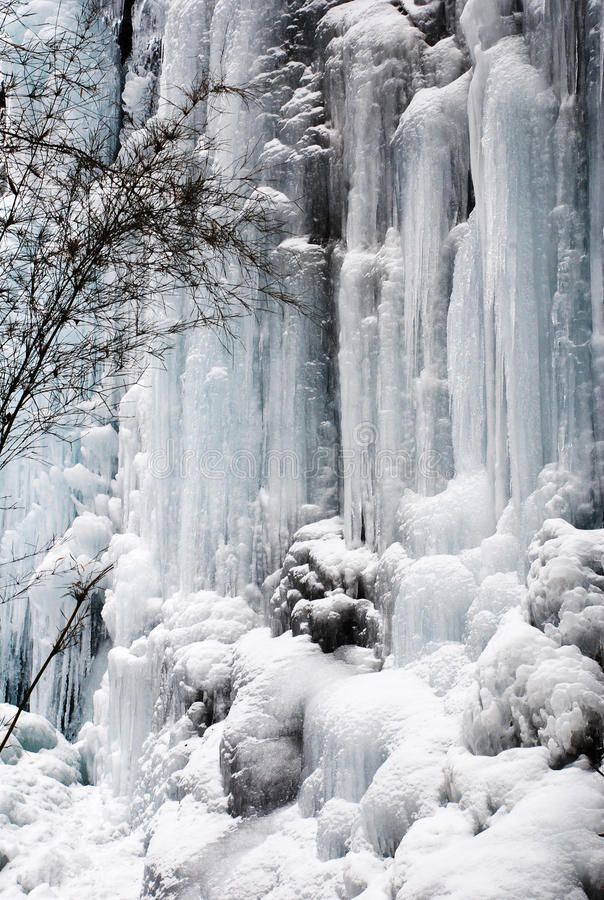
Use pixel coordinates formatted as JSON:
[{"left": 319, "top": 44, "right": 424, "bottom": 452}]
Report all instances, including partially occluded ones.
[
  {"left": 108, "top": 0, "right": 604, "bottom": 591},
  {"left": 1, "top": 1, "right": 604, "bottom": 897}
]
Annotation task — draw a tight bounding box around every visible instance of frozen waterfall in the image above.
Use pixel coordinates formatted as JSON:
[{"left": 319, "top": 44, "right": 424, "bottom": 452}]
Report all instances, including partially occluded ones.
[{"left": 2, "top": 0, "right": 604, "bottom": 898}]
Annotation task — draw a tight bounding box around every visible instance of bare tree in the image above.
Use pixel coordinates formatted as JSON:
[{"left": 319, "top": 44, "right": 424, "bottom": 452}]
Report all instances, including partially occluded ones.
[
  {"left": 0, "top": 554, "right": 112, "bottom": 753},
  {"left": 0, "top": 0, "right": 292, "bottom": 741},
  {"left": 0, "top": 0, "right": 289, "bottom": 469}
]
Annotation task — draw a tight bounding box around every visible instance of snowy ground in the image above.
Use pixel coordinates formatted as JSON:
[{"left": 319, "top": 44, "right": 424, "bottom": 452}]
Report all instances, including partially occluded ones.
[
  {"left": 0, "top": 787, "right": 144, "bottom": 900},
  {"left": 0, "top": 709, "right": 143, "bottom": 899}
]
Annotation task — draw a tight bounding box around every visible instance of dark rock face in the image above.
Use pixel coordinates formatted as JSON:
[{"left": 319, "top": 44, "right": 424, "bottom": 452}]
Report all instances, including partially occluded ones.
[
  {"left": 291, "top": 590, "right": 380, "bottom": 653},
  {"left": 401, "top": 0, "right": 448, "bottom": 46},
  {"left": 266, "top": 518, "right": 380, "bottom": 653},
  {"left": 218, "top": 630, "right": 353, "bottom": 819},
  {"left": 221, "top": 734, "right": 302, "bottom": 817}
]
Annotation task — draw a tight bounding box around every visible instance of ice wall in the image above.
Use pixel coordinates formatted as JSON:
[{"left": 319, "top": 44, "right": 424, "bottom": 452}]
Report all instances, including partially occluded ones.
[
  {"left": 3, "top": 0, "right": 604, "bottom": 896},
  {"left": 107, "top": 0, "right": 601, "bottom": 618},
  {"left": 88, "top": 0, "right": 604, "bottom": 796},
  {"left": 0, "top": 0, "right": 120, "bottom": 738},
  {"left": 119, "top": 0, "right": 340, "bottom": 600}
]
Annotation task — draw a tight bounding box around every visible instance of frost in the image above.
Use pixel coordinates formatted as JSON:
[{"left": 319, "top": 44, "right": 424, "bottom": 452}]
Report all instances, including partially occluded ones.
[
  {"left": 464, "top": 611, "right": 604, "bottom": 765},
  {"left": 527, "top": 518, "right": 604, "bottom": 662}
]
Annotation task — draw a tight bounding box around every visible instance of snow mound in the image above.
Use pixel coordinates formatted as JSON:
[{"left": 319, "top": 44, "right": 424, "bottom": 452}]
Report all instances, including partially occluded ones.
[
  {"left": 359, "top": 735, "right": 449, "bottom": 857},
  {"left": 374, "top": 542, "right": 413, "bottom": 655},
  {"left": 0, "top": 709, "right": 144, "bottom": 898},
  {"left": 220, "top": 631, "right": 357, "bottom": 816},
  {"left": 393, "top": 764, "right": 604, "bottom": 900},
  {"left": 465, "top": 571, "right": 524, "bottom": 659},
  {"left": 0, "top": 706, "right": 80, "bottom": 789},
  {"left": 301, "top": 670, "right": 439, "bottom": 810},
  {"left": 464, "top": 610, "right": 604, "bottom": 765},
  {"left": 528, "top": 518, "right": 604, "bottom": 663},
  {"left": 399, "top": 471, "right": 494, "bottom": 558}
]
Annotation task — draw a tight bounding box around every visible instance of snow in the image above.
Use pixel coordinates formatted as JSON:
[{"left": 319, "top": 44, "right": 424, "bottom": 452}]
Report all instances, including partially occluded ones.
[
  {"left": 91, "top": 583, "right": 261, "bottom": 796},
  {"left": 464, "top": 610, "right": 604, "bottom": 764},
  {"left": 399, "top": 471, "right": 494, "bottom": 558},
  {"left": 0, "top": 783, "right": 143, "bottom": 899},
  {"left": 393, "top": 763, "right": 604, "bottom": 900},
  {"left": 359, "top": 736, "right": 449, "bottom": 858},
  {"left": 222, "top": 631, "right": 357, "bottom": 815},
  {"left": 2, "top": 0, "right": 604, "bottom": 896},
  {"left": 527, "top": 518, "right": 604, "bottom": 660},
  {"left": 301, "top": 668, "right": 453, "bottom": 814},
  {"left": 0, "top": 706, "right": 143, "bottom": 898},
  {"left": 465, "top": 571, "right": 524, "bottom": 659}
]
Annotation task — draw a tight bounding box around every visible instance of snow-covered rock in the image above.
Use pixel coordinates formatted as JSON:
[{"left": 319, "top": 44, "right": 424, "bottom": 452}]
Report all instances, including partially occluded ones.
[
  {"left": 528, "top": 518, "right": 604, "bottom": 663},
  {"left": 464, "top": 611, "right": 604, "bottom": 765}
]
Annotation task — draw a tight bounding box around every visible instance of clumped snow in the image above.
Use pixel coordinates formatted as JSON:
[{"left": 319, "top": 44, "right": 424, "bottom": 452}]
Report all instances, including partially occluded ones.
[
  {"left": 393, "top": 763, "right": 604, "bottom": 900},
  {"left": 464, "top": 610, "right": 604, "bottom": 765},
  {"left": 528, "top": 518, "right": 604, "bottom": 662}
]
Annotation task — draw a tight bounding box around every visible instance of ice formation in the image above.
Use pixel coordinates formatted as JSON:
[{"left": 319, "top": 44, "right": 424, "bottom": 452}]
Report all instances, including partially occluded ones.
[{"left": 2, "top": 0, "right": 604, "bottom": 897}]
